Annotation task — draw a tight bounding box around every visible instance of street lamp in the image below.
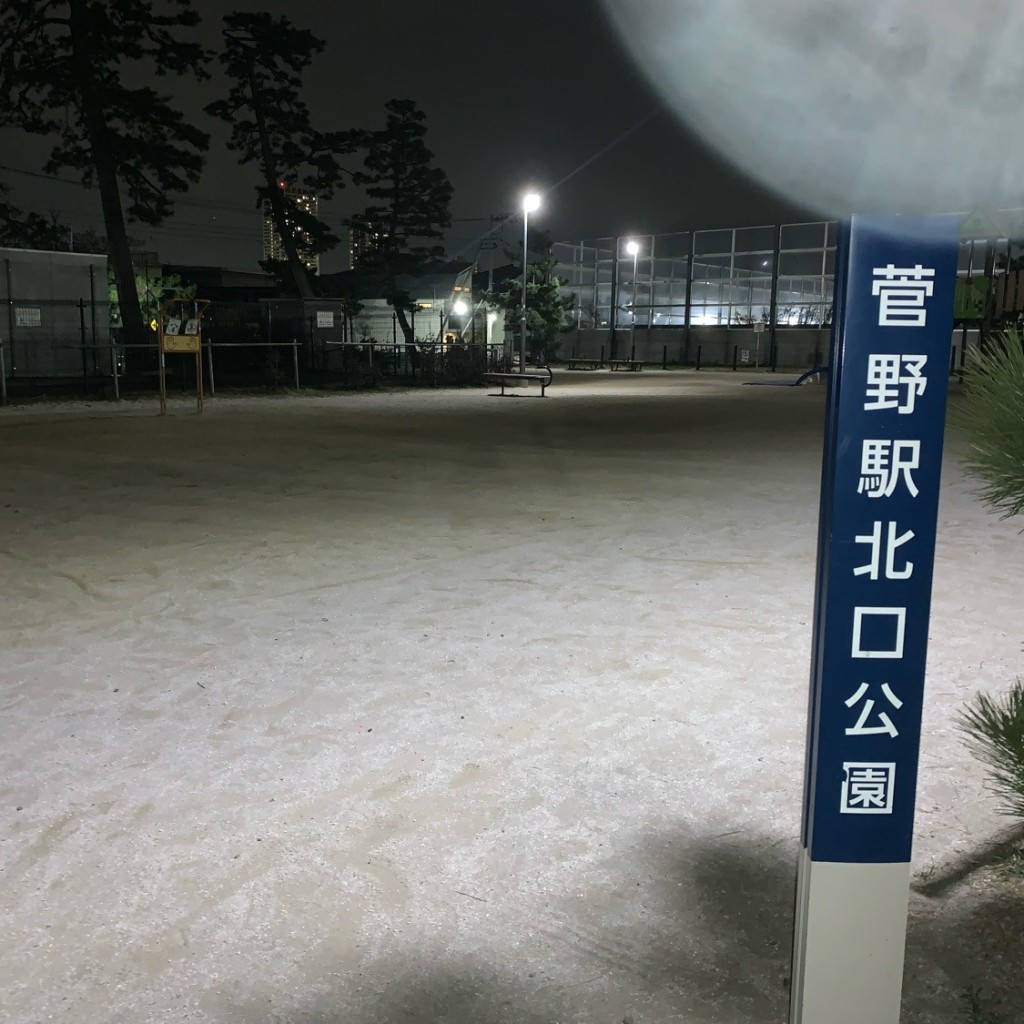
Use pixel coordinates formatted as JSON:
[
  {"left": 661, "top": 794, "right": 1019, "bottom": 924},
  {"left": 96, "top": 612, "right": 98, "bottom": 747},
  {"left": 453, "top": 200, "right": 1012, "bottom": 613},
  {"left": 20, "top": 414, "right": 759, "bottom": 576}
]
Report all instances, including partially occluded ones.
[
  {"left": 452, "top": 298, "right": 468, "bottom": 342},
  {"left": 520, "top": 191, "right": 541, "bottom": 372},
  {"left": 625, "top": 239, "right": 640, "bottom": 360}
]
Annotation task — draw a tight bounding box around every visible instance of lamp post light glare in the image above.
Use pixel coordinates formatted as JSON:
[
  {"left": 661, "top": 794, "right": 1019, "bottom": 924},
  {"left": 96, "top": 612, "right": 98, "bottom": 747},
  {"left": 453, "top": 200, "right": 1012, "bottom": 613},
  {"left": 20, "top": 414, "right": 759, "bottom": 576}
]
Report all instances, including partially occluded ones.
[
  {"left": 625, "top": 239, "right": 641, "bottom": 357},
  {"left": 520, "top": 191, "right": 542, "bottom": 372},
  {"left": 451, "top": 299, "right": 468, "bottom": 342},
  {"left": 453, "top": 299, "right": 468, "bottom": 316}
]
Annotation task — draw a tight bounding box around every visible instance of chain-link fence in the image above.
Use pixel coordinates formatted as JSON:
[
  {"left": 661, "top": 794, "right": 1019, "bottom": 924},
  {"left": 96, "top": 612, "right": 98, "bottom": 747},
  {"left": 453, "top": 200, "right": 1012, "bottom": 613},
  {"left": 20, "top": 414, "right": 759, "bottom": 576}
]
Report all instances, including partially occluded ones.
[
  {"left": 0, "top": 296, "right": 512, "bottom": 399},
  {"left": 0, "top": 296, "right": 114, "bottom": 401},
  {"left": 0, "top": 296, "right": 509, "bottom": 401}
]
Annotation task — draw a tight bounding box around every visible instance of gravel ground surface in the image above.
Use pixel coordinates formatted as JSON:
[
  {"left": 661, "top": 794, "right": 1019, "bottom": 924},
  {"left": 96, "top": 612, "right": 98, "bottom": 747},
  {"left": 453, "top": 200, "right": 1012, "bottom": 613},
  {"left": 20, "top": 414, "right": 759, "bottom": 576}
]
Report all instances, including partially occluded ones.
[{"left": 1, "top": 370, "right": 1020, "bottom": 1024}]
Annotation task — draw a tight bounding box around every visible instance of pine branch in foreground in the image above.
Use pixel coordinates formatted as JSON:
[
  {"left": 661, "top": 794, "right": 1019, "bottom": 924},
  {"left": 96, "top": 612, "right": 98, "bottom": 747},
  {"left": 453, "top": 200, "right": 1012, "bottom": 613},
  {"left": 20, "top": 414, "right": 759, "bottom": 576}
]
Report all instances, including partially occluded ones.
[
  {"left": 956, "top": 329, "right": 1024, "bottom": 520},
  {"left": 958, "top": 682, "right": 1024, "bottom": 821}
]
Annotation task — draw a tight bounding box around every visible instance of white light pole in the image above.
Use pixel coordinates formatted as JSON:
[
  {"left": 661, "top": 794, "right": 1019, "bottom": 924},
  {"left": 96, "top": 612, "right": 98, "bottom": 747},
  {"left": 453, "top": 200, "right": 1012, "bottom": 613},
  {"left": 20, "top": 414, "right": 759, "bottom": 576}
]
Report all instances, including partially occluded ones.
[
  {"left": 520, "top": 191, "right": 541, "bottom": 372},
  {"left": 625, "top": 239, "right": 640, "bottom": 360}
]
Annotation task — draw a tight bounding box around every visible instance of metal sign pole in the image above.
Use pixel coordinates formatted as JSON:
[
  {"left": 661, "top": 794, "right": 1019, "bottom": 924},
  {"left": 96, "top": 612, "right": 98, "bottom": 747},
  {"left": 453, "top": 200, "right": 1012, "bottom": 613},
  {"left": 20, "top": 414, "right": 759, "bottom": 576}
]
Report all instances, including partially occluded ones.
[
  {"left": 790, "top": 214, "right": 958, "bottom": 1024},
  {"left": 195, "top": 349, "right": 203, "bottom": 414}
]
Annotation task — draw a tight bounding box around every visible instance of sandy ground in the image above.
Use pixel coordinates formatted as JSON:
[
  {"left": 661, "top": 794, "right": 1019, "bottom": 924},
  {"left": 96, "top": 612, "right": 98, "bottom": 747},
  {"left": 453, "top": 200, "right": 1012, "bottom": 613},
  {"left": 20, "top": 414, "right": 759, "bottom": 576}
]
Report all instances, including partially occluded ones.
[{"left": 1, "top": 370, "right": 1021, "bottom": 1024}]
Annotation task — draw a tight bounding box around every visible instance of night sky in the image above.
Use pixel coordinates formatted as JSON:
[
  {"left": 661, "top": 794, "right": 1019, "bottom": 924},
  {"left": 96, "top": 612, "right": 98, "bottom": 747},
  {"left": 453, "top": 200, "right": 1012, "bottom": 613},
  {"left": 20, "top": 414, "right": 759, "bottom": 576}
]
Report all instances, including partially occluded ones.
[{"left": 1, "top": 0, "right": 812, "bottom": 271}]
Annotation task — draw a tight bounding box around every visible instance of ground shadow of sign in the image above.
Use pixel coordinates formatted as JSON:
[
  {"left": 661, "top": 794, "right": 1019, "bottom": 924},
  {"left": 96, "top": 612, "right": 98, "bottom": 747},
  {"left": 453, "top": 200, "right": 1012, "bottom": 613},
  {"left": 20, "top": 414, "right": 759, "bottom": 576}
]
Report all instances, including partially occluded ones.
[{"left": 219, "top": 828, "right": 1023, "bottom": 1024}]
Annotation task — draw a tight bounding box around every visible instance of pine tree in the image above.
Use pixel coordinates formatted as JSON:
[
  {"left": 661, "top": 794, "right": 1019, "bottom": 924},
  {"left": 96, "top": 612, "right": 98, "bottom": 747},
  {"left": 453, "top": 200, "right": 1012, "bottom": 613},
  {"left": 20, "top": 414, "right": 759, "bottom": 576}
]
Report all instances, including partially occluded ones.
[
  {"left": 0, "top": 0, "right": 210, "bottom": 344},
  {"left": 487, "top": 230, "right": 575, "bottom": 364},
  {"left": 206, "top": 12, "right": 354, "bottom": 299},
  {"left": 346, "top": 99, "right": 453, "bottom": 346},
  {"left": 956, "top": 328, "right": 1024, "bottom": 520},
  {"left": 956, "top": 328, "right": 1024, "bottom": 831}
]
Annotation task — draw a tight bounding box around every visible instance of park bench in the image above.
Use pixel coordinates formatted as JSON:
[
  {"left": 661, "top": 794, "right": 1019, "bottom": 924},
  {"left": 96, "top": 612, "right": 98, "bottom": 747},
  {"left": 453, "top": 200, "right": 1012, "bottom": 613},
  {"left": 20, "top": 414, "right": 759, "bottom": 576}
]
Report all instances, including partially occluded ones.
[
  {"left": 482, "top": 366, "right": 554, "bottom": 397},
  {"left": 565, "top": 357, "right": 602, "bottom": 370},
  {"left": 607, "top": 359, "right": 643, "bottom": 371}
]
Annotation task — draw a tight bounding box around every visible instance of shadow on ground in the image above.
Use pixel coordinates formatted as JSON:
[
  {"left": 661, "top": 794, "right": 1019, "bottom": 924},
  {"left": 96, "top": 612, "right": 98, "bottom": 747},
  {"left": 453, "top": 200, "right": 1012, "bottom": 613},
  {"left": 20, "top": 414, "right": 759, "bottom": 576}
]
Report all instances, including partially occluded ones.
[
  {"left": 215, "top": 828, "right": 1024, "bottom": 1024},
  {"left": 220, "top": 831, "right": 798, "bottom": 1024}
]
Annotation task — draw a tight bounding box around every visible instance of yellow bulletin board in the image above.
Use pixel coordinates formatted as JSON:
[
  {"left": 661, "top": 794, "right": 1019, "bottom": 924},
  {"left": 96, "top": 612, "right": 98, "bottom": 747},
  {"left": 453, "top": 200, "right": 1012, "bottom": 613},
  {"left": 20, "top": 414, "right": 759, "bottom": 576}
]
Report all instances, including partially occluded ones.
[
  {"left": 159, "top": 299, "right": 210, "bottom": 414},
  {"left": 162, "top": 335, "right": 201, "bottom": 354}
]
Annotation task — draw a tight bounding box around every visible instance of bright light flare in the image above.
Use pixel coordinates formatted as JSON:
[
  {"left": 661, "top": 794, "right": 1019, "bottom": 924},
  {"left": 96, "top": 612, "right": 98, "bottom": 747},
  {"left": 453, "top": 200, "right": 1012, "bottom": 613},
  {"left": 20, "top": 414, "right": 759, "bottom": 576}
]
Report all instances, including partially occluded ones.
[
  {"left": 625, "top": 240, "right": 640, "bottom": 256},
  {"left": 452, "top": 300, "right": 468, "bottom": 316},
  {"left": 601, "top": 0, "right": 1024, "bottom": 216},
  {"left": 522, "top": 192, "right": 542, "bottom": 214}
]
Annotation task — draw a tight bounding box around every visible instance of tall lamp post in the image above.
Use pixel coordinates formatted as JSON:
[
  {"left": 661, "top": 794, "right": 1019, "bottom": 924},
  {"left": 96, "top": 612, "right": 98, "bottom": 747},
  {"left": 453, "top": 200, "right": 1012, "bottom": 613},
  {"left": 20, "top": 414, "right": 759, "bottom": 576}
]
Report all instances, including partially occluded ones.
[
  {"left": 520, "top": 191, "right": 541, "bottom": 372},
  {"left": 625, "top": 239, "right": 640, "bottom": 359}
]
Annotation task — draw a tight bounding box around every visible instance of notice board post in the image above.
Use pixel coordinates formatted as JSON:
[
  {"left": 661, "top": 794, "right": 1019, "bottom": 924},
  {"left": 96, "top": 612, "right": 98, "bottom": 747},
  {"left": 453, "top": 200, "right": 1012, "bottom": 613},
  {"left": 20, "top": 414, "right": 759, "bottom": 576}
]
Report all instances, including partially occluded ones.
[{"left": 159, "top": 298, "right": 210, "bottom": 416}]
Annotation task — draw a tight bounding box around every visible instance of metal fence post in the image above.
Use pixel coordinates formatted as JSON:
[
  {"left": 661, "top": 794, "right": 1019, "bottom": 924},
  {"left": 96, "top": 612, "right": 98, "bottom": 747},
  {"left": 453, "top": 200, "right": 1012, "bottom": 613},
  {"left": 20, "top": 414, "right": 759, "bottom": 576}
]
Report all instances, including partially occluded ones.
[
  {"left": 663, "top": 344, "right": 667, "bottom": 369},
  {"left": 0, "top": 339, "right": 7, "bottom": 404},
  {"left": 88, "top": 266, "right": 98, "bottom": 375},
  {"left": 733, "top": 344, "right": 738, "bottom": 370},
  {"left": 292, "top": 338, "right": 300, "bottom": 390},
  {"left": 79, "top": 298, "right": 88, "bottom": 395},
  {"left": 109, "top": 333, "right": 120, "bottom": 400},
  {"left": 206, "top": 338, "right": 216, "bottom": 396},
  {"left": 696, "top": 344, "right": 702, "bottom": 371},
  {"left": 4, "top": 260, "right": 14, "bottom": 377}
]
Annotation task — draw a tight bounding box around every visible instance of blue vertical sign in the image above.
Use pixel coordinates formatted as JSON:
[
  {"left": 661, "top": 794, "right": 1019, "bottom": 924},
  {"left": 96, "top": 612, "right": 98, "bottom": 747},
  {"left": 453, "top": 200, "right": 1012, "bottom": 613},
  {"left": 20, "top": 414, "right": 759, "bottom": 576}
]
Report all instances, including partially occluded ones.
[{"left": 802, "top": 215, "right": 958, "bottom": 864}]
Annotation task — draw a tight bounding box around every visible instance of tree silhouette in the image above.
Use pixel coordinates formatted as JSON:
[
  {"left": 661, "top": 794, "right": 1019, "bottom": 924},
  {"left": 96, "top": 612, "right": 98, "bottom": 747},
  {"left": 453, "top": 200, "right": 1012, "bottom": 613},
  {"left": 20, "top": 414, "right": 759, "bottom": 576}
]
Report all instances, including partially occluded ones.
[
  {"left": 346, "top": 99, "right": 453, "bottom": 346},
  {"left": 0, "top": 0, "right": 209, "bottom": 344},
  {"left": 206, "top": 11, "right": 355, "bottom": 299},
  {"left": 0, "top": 182, "right": 66, "bottom": 250}
]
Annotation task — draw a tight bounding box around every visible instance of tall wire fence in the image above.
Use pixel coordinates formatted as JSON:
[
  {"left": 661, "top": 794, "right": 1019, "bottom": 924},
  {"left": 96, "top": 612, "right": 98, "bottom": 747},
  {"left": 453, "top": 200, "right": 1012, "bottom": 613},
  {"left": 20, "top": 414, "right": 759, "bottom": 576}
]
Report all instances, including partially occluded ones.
[{"left": 552, "top": 216, "right": 1024, "bottom": 368}]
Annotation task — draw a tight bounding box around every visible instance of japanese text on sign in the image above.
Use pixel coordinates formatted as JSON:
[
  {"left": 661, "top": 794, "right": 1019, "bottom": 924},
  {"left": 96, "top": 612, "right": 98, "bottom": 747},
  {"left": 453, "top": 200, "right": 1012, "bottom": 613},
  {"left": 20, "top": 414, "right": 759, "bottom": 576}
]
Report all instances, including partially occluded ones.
[
  {"left": 841, "top": 763, "right": 896, "bottom": 814},
  {"left": 836, "top": 259, "right": 941, "bottom": 819},
  {"left": 804, "top": 217, "right": 957, "bottom": 864},
  {"left": 872, "top": 265, "right": 935, "bottom": 327}
]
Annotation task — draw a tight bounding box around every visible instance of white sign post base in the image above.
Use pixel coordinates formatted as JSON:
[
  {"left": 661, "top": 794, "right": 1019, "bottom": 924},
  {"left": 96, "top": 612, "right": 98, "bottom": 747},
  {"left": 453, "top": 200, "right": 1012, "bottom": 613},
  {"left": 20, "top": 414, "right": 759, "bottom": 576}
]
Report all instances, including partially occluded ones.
[{"left": 790, "top": 851, "right": 911, "bottom": 1023}]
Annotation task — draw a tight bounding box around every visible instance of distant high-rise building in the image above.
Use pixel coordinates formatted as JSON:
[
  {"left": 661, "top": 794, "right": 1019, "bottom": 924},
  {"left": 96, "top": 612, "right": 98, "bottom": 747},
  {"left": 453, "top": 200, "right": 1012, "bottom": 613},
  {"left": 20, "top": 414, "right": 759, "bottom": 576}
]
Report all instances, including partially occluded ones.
[
  {"left": 349, "top": 222, "right": 388, "bottom": 270},
  {"left": 262, "top": 184, "right": 319, "bottom": 273}
]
